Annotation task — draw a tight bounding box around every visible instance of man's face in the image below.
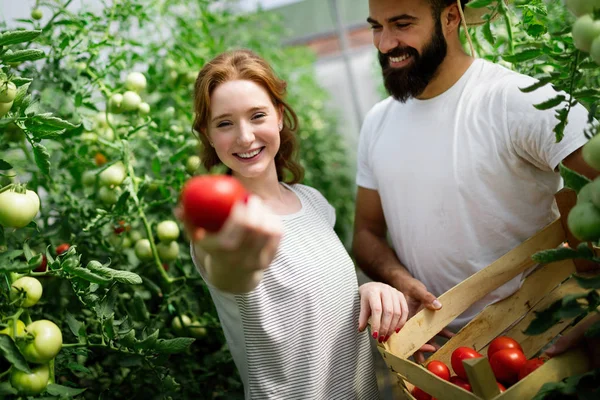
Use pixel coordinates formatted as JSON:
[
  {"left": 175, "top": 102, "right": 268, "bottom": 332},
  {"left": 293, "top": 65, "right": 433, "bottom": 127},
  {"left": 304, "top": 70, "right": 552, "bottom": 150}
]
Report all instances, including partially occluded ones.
[{"left": 368, "top": 0, "right": 448, "bottom": 102}]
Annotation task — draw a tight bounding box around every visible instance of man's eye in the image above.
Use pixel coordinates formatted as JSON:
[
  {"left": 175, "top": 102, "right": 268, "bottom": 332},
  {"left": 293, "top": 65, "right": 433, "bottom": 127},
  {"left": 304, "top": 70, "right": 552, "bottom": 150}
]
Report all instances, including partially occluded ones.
[
  {"left": 369, "top": 25, "right": 382, "bottom": 31},
  {"left": 396, "top": 23, "right": 410, "bottom": 29}
]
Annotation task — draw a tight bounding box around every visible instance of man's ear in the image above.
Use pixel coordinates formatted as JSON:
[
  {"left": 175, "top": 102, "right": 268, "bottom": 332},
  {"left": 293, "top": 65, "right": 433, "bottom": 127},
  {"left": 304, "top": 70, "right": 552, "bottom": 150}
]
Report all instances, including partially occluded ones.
[{"left": 442, "top": 2, "right": 463, "bottom": 36}]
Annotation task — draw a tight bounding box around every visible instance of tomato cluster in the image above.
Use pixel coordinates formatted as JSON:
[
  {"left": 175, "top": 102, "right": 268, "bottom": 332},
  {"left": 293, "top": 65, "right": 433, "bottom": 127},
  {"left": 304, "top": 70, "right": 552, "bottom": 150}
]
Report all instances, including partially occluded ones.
[
  {"left": 2, "top": 274, "right": 63, "bottom": 395},
  {"left": 411, "top": 336, "right": 545, "bottom": 399},
  {"left": 0, "top": 79, "right": 16, "bottom": 118},
  {"left": 569, "top": 137, "right": 600, "bottom": 241}
]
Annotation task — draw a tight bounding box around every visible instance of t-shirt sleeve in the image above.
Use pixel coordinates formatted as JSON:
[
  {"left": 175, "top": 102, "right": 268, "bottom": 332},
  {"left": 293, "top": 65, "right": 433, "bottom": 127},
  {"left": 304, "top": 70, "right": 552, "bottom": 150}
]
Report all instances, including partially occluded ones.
[
  {"left": 356, "top": 109, "right": 378, "bottom": 190},
  {"left": 505, "top": 75, "right": 590, "bottom": 171}
]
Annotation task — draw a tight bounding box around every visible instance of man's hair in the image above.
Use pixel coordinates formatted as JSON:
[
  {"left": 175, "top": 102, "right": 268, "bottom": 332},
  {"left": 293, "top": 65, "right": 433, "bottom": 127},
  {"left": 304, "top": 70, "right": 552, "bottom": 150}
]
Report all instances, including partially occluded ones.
[{"left": 428, "top": 0, "right": 469, "bottom": 17}]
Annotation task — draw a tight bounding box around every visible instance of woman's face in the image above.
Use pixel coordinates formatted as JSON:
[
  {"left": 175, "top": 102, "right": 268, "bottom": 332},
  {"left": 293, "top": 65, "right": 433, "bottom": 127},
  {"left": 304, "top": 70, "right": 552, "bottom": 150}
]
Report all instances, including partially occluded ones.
[{"left": 207, "top": 79, "right": 282, "bottom": 180}]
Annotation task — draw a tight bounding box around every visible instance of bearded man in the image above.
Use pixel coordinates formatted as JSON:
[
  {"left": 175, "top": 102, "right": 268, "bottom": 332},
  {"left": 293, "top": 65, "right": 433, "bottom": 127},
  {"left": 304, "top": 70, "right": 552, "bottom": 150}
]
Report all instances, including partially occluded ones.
[{"left": 352, "top": 0, "right": 599, "bottom": 362}]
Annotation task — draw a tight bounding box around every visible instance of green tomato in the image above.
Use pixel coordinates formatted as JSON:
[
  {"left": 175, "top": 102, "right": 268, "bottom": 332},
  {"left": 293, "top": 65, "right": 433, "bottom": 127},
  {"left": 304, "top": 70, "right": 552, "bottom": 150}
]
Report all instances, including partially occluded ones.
[
  {"left": 589, "top": 177, "right": 600, "bottom": 209},
  {"left": 565, "top": 0, "right": 600, "bottom": 16},
  {"left": 186, "top": 155, "right": 201, "bottom": 175},
  {"left": 138, "top": 102, "right": 150, "bottom": 115},
  {"left": 5, "top": 123, "right": 25, "bottom": 142},
  {"left": 157, "top": 241, "right": 179, "bottom": 262},
  {"left": 0, "top": 100, "right": 14, "bottom": 118},
  {"left": 121, "top": 91, "right": 142, "bottom": 112},
  {"left": 0, "top": 81, "right": 17, "bottom": 103},
  {"left": 578, "top": 182, "right": 595, "bottom": 204},
  {"left": 572, "top": 15, "right": 600, "bottom": 52},
  {"left": 21, "top": 320, "right": 63, "bottom": 364},
  {"left": 125, "top": 72, "right": 147, "bottom": 93},
  {"left": 99, "top": 162, "right": 126, "bottom": 187},
  {"left": 82, "top": 170, "right": 97, "bottom": 187},
  {"left": 0, "top": 189, "right": 40, "bottom": 228},
  {"left": 31, "top": 8, "right": 43, "bottom": 20},
  {"left": 157, "top": 220, "right": 180, "bottom": 242},
  {"left": 567, "top": 202, "right": 600, "bottom": 241},
  {"left": 134, "top": 239, "right": 154, "bottom": 261},
  {"left": 165, "top": 106, "right": 175, "bottom": 119},
  {"left": 98, "top": 186, "right": 120, "bottom": 205},
  {"left": 108, "top": 93, "right": 123, "bottom": 114},
  {"left": 583, "top": 134, "right": 600, "bottom": 171},
  {"left": 11, "top": 277, "right": 43, "bottom": 308},
  {"left": 129, "top": 230, "right": 143, "bottom": 243},
  {"left": 10, "top": 364, "right": 49, "bottom": 395},
  {"left": 171, "top": 315, "right": 207, "bottom": 338},
  {"left": 0, "top": 319, "right": 26, "bottom": 337},
  {"left": 94, "top": 112, "right": 113, "bottom": 129}
]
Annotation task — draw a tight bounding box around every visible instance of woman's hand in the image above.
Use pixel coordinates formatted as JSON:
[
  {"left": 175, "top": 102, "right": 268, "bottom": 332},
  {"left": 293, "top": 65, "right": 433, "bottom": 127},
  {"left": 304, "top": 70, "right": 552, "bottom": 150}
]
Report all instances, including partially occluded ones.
[
  {"left": 175, "top": 194, "right": 283, "bottom": 293},
  {"left": 358, "top": 282, "right": 409, "bottom": 343}
]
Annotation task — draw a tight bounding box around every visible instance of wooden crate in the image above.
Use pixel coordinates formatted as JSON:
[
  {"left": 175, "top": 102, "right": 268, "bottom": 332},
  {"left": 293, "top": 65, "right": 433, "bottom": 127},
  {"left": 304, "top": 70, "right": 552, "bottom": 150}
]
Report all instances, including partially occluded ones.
[{"left": 378, "top": 189, "right": 599, "bottom": 400}]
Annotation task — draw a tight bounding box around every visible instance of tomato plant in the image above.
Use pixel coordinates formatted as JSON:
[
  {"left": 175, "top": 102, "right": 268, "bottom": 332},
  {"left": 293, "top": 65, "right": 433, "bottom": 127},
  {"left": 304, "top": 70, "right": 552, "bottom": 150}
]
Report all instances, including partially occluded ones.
[
  {"left": 180, "top": 175, "right": 248, "bottom": 232},
  {"left": 451, "top": 347, "right": 483, "bottom": 379},
  {"left": 427, "top": 360, "right": 450, "bottom": 381},
  {"left": 489, "top": 348, "right": 527, "bottom": 384}
]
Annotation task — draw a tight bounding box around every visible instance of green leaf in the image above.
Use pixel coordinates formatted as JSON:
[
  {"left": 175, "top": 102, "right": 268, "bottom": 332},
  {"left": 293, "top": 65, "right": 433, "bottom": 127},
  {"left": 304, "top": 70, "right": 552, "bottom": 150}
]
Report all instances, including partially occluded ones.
[
  {"left": 119, "top": 329, "right": 137, "bottom": 348},
  {"left": 557, "top": 294, "right": 587, "bottom": 319},
  {"left": 0, "top": 382, "right": 17, "bottom": 395},
  {"left": 134, "top": 329, "right": 159, "bottom": 351},
  {"left": 531, "top": 246, "right": 578, "bottom": 264},
  {"left": 559, "top": 163, "right": 591, "bottom": 193},
  {"left": 46, "top": 384, "right": 87, "bottom": 397},
  {"left": 502, "top": 49, "right": 543, "bottom": 63},
  {"left": 466, "top": 0, "right": 495, "bottom": 8},
  {"left": 129, "top": 292, "right": 149, "bottom": 322},
  {"left": 519, "top": 76, "right": 553, "bottom": 93},
  {"left": 524, "top": 298, "right": 563, "bottom": 335},
  {"left": 86, "top": 260, "right": 142, "bottom": 285},
  {"left": 0, "top": 30, "right": 42, "bottom": 46},
  {"left": 32, "top": 142, "right": 51, "bottom": 177},
  {"left": 0, "top": 335, "right": 31, "bottom": 373},
  {"left": 153, "top": 337, "right": 195, "bottom": 354},
  {"left": 577, "top": 275, "right": 600, "bottom": 290},
  {"left": 95, "top": 287, "right": 118, "bottom": 320},
  {"left": 585, "top": 318, "right": 600, "bottom": 339},
  {"left": 2, "top": 49, "right": 45, "bottom": 63},
  {"left": 66, "top": 312, "right": 84, "bottom": 339},
  {"left": 32, "top": 113, "right": 79, "bottom": 129},
  {"left": 533, "top": 94, "right": 566, "bottom": 110},
  {"left": 67, "top": 362, "right": 91, "bottom": 374},
  {"left": 0, "top": 261, "right": 33, "bottom": 273},
  {"left": 0, "top": 159, "right": 12, "bottom": 170},
  {"left": 12, "top": 82, "right": 30, "bottom": 110}
]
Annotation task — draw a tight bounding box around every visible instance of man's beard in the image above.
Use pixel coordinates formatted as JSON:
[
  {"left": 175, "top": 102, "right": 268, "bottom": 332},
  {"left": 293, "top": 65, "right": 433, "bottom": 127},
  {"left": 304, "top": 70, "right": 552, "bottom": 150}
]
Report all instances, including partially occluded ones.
[{"left": 378, "top": 18, "right": 448, "bottom": 103}]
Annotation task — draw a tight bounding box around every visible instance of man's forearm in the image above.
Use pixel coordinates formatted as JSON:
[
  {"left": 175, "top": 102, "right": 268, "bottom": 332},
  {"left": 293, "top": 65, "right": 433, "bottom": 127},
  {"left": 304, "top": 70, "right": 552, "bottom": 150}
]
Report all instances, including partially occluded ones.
[{"left": 352, "top": 229, "right": 414, "bottom": 292}]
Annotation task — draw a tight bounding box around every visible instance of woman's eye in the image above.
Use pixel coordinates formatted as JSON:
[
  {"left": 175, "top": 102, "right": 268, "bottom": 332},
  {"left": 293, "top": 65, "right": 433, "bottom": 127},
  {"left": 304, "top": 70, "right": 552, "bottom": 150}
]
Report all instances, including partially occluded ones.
[
  {"left": 216, "top": 121, "right": 231, "bottom": 128},
  {"left": 252, "top": 113, "right": 266, "bottom": 120}
]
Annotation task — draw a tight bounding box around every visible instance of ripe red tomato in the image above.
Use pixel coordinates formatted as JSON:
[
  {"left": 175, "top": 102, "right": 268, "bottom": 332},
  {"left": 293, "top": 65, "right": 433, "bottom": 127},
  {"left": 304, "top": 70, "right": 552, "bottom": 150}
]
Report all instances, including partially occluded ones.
[
  {"left": 95, "top": 152, "right": 107, "bottom": 166},
  {"left": 518, "top": 357, "right": 545, "bottom": 381},
  {"left": 113, "top": 220, "right": 129, "bottom": 235},
  {"left": 490, "top": 348, "right": 527, "bottom": 384},
  {"left": 487, "top": 336, "right": 523, "bottom": 359},
  {"left": 55, "top": 243, "right": 70, "bottom": 255},
  {"left": 449, "top": 376, "right": 471, "bottom": 392},
  {"left": 411, "top": 386, "right": 432, "bottom": 400},
  {"left": 497, "top": 382, "right": 506, "bottom": 392},
  {"left": 180, "top": 175, "right": 248, "bottom": 232},
  {"left": 34, "top": 254, "right": 47, "bottom": 272},
  {"left": 427, "top": 360, "right": 450, "bottom": 381},
  {"left": 451, "top": 347, "right": 483, "bottom": 379}
]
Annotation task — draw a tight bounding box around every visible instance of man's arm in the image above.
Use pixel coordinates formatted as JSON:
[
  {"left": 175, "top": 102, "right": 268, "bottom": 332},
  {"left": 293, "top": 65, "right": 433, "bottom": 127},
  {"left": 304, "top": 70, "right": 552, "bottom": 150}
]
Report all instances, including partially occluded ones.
[
  {"left": 562, "top": 146, "right": 600, "bottom": 181},
  {"left": 352, "top": 186, "right": 441, "bottom": 311}
]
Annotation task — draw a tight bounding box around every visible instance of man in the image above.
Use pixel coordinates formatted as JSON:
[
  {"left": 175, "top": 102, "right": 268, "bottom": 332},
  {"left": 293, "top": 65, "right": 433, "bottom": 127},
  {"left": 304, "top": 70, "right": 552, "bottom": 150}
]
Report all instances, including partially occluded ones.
[{"left": 352, "top": 0, "right": 599, "bottom": 361}]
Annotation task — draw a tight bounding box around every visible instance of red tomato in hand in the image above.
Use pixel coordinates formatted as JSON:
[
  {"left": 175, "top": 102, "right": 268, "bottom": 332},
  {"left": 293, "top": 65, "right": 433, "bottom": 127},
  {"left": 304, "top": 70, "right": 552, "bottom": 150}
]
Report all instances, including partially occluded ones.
[
  {"left": 180, "top": 175, "right": 248, "bottom": 232},
  {"left": 490, "top": 348, "right": 527, "bottom": 384},
  {"left": 427, "top": 360, "right": 450, "bottom": 381},
  {"left": 450, "top": 376, "right": 472, "bottom": 392},
  {"left": 55, "top": 243, "right": 70, "bottom": 255},
  {"left": 487, "top": 336, "right": 524, "bottom": 359},
  {"left": 518, "top": 357, "right": 545, "bottom": 380},
  {"left": 451, "top": 347, "right": 483, "bottom": 379},
  {"left": 411, "top": 386, "right": 432, "bottom": 400}
]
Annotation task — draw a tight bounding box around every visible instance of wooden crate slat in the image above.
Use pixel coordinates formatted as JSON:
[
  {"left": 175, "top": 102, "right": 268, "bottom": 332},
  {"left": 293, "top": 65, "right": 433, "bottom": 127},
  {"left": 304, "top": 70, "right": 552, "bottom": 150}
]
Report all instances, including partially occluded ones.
[
  {"left": 496, "top": 347, "right": 590, "bottom": 400},
  {"left": 378, "top": 347, "right": 481, "bottom": 400},
  {"left": 384, "top": 219, "right": 565, "bottom": 359},
  {"left": 493, "top": 277, "right": 591, "bottom": 359},
  {"left": 428, "top": 259, "right": 576, "bottom": 368}
]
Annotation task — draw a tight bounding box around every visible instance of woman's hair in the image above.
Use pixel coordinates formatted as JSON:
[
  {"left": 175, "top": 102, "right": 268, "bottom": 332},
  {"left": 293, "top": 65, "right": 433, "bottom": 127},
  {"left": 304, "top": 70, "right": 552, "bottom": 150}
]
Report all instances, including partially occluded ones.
[{"left": 192, "top": 49, "right": 304, "bottom": 184}]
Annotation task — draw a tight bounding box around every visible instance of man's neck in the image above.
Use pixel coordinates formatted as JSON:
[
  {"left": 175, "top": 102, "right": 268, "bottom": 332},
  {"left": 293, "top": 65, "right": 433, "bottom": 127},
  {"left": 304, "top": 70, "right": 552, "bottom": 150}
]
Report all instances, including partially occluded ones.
[{"left": 416, "top": 51, "right": 474, "bottom": 100}]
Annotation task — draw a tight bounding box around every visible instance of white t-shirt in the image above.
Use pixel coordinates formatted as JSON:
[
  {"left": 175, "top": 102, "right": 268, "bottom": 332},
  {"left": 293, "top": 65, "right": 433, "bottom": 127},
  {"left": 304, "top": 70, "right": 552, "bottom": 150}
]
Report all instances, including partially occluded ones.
[
  {"left": 356, "top": 58, "right": 589, "bottom": 330},
  {"left": 192, "top": 184, "right": 379, "bottom": 400}
]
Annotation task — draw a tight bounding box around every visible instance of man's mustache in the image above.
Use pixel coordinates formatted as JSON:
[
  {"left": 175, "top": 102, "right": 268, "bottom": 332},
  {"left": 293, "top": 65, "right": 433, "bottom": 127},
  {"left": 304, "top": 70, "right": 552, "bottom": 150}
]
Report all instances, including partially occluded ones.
[{"left": 379, "top": 47, "right": 419, "bottom": 61}]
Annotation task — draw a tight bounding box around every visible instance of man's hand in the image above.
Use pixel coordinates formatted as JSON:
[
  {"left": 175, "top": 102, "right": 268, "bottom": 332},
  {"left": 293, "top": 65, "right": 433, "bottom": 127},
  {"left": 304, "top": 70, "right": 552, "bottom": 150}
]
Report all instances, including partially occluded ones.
[{"left": 545, "top": 313, "right": 600, "bottom": 368}]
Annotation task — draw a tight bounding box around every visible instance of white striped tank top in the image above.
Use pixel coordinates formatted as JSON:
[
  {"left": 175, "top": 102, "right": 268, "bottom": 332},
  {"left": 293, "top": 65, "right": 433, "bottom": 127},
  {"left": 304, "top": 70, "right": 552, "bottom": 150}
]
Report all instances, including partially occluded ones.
[{"left": 193, "top": 183, "right": 380, "bottom": 399}]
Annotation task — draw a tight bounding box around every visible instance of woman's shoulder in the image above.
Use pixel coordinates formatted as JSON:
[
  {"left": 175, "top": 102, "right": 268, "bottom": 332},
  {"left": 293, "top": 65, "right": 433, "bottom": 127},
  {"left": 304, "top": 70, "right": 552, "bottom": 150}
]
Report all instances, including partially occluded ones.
[{"left": 284, "top": 183, "right": 335, "bottom": 227}]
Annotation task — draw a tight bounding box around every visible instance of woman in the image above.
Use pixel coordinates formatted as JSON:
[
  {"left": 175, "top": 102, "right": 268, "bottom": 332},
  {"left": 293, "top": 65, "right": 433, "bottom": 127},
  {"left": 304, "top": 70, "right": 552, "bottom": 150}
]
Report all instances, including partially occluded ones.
[{"left": 177, "top": 49, "right": 408, "bottom": 399}]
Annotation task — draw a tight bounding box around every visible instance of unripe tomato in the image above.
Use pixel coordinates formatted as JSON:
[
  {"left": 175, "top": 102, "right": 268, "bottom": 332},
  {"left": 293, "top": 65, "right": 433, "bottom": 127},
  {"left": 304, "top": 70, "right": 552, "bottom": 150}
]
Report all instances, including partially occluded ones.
[
  {"left": 21, "top": 320, "right": 63, "bottom": 364},
  {"left": 99, "top": 162, "right": 126, "bottom": 187},
  {"left": 0, "top": 81, "right": 17, "bottom": 103},
  {"left": 186, "top": 155, "right": 201, "bottom": 175},
  {"left": 157, "top": 241, "right": 179, "bottom": 262},
  {"left": 0, "top": 319, "right": 26, "bottom": 337},
  {"left": 156, "top": 220, "right": 180, "bottom": 243},
  {"left": 0, "top": 189, "right": 40, "bottom": 228},
  {"left": 564, "top": 0, "right": 600, "bottom": 17},
  {"left": 171, "top": 315, "right": 207, "bottom": 338},
  {"left": 572, "top": 15, "right": 600, "bottom": 52},
  {"left": 82, "top": 170, "right": 97, "bottom": 187},
  {"left": 0, "top": 100, "right": 13, "bottom": 117},
  {"left": 31, "top": 8, "right": 43, "bottom": 20},
  {"left": 98, "top": 186, "right": 120, "bottom": 205},
  {"left": 451, "top": 347, "right": 483, "bottom": 379},
  {"left": 108, "top": 93, "right": 123, "bottom": 113},
  {"left": 121, "top": 91, "right": 142, "bottom": 112},
  {"left": 591, "top": 36, "right": 600, "bottom": 66},
  {"left": 578, "top": 182, "right": 595, "bottom": 204},
  {"left": 134, "top": 239, "right": 153, "bottom": 261},
  {"left": 138, "top": 102, "right": 150, "bottom": 115},
  {"left": 125, "top": 72, "right": 147, "bottom": 93},
  {"left": 11, "top": 277, "right": 43, "bottom": 308},
  {"left": 583, "top": 134, "right": 600, "bottom": 171},
  {"left": 180, "top": 175, "right": 248, "bottom": 232},
  {"left": 10, "top": 364, "right": 50, "bottom": 395},
  {"left": 567, "top": 202, "right": 600, "bottom": 241}
]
